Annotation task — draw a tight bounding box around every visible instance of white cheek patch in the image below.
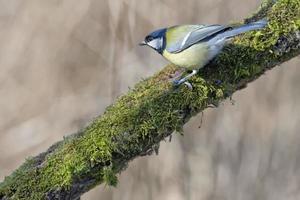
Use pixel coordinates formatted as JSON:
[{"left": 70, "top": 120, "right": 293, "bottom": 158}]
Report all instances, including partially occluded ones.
[{"left": 148, "top": 38, "right": 162, "bottom": 50}]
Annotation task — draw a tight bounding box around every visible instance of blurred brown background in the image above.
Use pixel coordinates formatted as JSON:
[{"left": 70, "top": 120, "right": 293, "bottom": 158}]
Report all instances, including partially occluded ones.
[{"left": 1, "top": 0, "right": 300, "bottom": 200}]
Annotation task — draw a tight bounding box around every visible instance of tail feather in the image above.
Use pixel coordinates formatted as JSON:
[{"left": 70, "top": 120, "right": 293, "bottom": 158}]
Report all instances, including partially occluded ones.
[
  {"left": 225, "top": 19, "right": 267, "bottom": 39},
  {"left": 208, "top": 19, "right": 268, "bottom": 44}
]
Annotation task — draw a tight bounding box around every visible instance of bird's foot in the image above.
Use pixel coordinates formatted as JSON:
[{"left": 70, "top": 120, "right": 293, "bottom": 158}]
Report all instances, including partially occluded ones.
[
  {"left": 173, "top": 80, "right": 193, "bottom": 90},
  {"left": 173, "top": 79, "right": 185, "bottom": 86},
  {"left": 183, "top": 81, "right": 193, "bottom": 90},
  {"left": 172, "top": 69, "right": 197, "bottom": 89}
]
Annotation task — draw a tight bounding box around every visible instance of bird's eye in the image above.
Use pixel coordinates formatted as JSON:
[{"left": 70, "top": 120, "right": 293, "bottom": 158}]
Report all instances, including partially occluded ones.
[{"left": 145, "top": 36, "right": 154, "bottom": 42}]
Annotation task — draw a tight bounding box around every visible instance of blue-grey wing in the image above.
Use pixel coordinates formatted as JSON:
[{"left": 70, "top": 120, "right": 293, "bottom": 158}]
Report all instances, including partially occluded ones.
[{"left": 166, "top": 25, "right": 230, "bottom": 53}]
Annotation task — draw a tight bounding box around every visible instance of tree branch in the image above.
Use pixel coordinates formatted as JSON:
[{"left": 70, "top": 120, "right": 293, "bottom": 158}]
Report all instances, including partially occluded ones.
[{"left": 1, "top": 0, "right": 300, "bottom": 199}]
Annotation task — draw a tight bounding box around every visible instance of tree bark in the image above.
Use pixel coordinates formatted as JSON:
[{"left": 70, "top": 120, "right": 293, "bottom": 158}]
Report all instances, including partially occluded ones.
[{"left": 1, "top": 0, "right": 300, "bottom": 199}]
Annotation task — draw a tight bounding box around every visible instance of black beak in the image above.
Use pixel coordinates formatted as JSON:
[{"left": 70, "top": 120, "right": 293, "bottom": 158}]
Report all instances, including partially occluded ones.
[{"left": 139, "top": 41, "right": 147, "bottom": 46}]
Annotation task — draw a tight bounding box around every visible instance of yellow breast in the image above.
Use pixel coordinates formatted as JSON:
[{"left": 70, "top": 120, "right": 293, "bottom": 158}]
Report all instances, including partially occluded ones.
[{"left": 162, "top": 43, "right": 209, "bottom": 70}]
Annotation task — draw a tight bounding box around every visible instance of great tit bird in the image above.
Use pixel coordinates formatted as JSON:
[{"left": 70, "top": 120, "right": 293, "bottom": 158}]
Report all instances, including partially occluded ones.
[{"left": 140, "top": 19, "right": 267, "bottom": 87}]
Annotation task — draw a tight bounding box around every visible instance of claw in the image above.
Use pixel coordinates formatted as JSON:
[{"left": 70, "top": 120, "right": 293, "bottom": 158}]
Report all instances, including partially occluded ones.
[{"left": 183, "top": 81, "right": 193, "bottom": 90}]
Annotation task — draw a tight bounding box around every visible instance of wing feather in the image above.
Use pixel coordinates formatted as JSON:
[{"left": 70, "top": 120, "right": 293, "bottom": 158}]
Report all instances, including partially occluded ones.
[{"left": 166, "top": 25, "right": 230, "bottom": 53}]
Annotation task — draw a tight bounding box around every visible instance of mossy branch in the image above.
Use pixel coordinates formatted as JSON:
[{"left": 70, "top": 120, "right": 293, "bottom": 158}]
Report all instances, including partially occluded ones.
[{"left": 1, "top": 0, "right": 300, "bottom": 199}]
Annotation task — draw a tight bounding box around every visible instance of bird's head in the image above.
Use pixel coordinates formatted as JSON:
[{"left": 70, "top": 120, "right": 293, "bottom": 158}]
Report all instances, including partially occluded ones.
[{"left": 140, "top": 28, "right": 167, "bottom": 54}]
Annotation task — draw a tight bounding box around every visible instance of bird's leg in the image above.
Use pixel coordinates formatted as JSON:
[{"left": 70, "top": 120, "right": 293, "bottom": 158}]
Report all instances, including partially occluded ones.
[{"left": 173, "top": 69, "right": 198, "bottom": 87}]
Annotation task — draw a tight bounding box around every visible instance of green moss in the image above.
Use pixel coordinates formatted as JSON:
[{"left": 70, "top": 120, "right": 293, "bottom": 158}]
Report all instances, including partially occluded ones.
[
  {"left": 250, "top": 0, "right": 300, "bottom": 51},
  {"left": 1, "top": 0, "right": 300, "bottom": 199},
  {"left": 102, "top": 167, "right": 118, "bottom": 187},
  {"left": 206, "top": 0, "right": 300, "bottom": 87},
  {"left": 245, "top": 0, "right": 275, "bottom": 22}
]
